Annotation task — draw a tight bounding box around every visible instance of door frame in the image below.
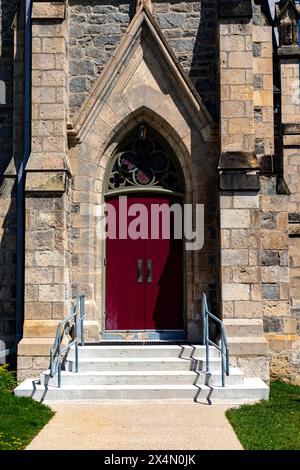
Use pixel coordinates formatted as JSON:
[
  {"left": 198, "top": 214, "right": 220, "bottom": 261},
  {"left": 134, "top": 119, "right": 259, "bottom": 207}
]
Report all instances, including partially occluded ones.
[{"left": 101, "top": 187, "right": 187, "bottom": 337}]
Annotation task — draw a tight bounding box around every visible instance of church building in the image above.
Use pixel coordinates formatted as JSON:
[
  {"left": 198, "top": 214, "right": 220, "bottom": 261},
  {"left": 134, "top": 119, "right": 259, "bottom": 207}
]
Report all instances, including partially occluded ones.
[{"left": 0, "top": 0, "right": 300, "bottom": 401}]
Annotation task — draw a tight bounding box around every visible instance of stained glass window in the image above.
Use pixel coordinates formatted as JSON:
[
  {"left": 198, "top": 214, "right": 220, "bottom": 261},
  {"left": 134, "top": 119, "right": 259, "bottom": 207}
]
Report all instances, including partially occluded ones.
[{"left": 107, "top": 125, "right": 184, "bottom": 193}]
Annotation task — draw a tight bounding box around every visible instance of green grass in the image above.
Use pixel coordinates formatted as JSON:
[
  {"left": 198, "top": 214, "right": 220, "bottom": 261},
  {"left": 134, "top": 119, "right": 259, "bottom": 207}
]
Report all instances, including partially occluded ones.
[
  {"left": 226, "top": 381, "right": 300, "bottom": 450},
  {"left": 0, "top": 391, "right": 54, "bottom": 450}
]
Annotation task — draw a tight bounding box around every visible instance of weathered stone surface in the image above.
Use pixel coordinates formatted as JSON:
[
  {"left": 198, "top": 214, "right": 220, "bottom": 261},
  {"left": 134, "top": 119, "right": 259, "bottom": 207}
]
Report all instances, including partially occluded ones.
[
  {"left": 221, "top": 209, "right": 251, "bottom": 228},
  {"left": 262, "top": 284, "right": 279, "bottom": 300},
  {"left": 270, "top": 350, "right": 300, "bottom": 385},
  {"left": 223, "top": 283, "right": 250, "bottom": 301},
  {"left": 234, "top": 301, "right": 263, "bottom": 318},
  {"left": 222, "top": 249, "right": 249, "bottom": 266},
  {"left": 32, "top": 2, "right": 66, "bottom": 20},
  {"left": 25, "top": 172, "right": 66, "bottom": 192}
]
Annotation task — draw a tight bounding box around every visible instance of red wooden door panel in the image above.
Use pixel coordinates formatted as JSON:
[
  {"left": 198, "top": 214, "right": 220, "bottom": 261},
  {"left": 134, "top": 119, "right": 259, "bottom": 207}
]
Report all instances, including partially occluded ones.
[
  {"left": 105, "top": 194, "right": 183, "bottom": 331},
  {"left": 105, "top": 195, "right": 145, "bottom": 330},
  {"left": 144, "top": 195, "right": 183, "bottom": 330}
]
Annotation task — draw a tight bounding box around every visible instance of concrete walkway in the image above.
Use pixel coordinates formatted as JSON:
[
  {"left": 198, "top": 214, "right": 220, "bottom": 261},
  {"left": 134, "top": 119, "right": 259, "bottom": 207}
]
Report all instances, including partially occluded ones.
[{"left": 27, "top": 402, "right": 243, "bottom": 450}]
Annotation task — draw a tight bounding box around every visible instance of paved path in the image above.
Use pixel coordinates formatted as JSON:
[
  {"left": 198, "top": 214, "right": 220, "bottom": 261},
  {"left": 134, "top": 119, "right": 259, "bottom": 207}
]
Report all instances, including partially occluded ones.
[{"left": 27, "top": 402, "right": 243, "bottom": 450}]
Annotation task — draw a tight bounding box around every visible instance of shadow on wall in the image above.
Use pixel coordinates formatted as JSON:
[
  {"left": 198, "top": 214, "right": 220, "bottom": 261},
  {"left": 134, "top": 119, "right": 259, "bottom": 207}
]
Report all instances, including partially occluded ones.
[
  {"left": 0, "top": 0, "right": 22, "bottom": 358},
  {"left": 190, "top": 0, "right": 219, "bottom": 121},
  {"left": 189, "top": 0, "right": 220, "bottom": 315}
]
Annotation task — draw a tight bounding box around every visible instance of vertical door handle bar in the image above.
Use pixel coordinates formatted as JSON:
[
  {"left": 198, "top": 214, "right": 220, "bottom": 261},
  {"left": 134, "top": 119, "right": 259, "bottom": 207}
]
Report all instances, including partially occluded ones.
[
  {"left": 137, "top": 259, "right": 143, "bottom": 283},
  {"left": 147, "top": 259, "right": 152, "bottom": 283}
]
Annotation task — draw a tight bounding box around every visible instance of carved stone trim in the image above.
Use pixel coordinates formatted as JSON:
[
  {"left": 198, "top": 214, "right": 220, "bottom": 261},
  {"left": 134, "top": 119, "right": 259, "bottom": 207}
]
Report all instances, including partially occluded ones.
[
  {"left": 218, "top": 152, "right": 259, "bottom": 170},
  {"left": 283, "top": 123, "right": 300, "bottom": 135},
  {"left": 25, "top": 171, "right": 67, "bottom": 192},
  {"left": 219, "top": 171, "right": 260, "bottom": 191},
  {"left": 277, "top": 46, "right": 300, "bottom": 58},
  {"left": 32, "top": 1, "right": 66, "bottom": 20}
]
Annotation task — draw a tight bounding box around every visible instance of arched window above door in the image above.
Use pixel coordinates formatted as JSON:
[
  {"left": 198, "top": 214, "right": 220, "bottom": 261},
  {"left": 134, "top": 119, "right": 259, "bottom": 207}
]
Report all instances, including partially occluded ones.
[{"left": 106, "top": 124, "right": 184, "bottom": 194}]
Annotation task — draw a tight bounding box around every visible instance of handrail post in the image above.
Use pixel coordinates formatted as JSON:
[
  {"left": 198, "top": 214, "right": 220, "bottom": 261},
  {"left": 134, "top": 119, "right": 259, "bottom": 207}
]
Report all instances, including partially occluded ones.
[
  {"left": 205, "top": 308, "right": 209, "bottom": 373},
  {"left": 57, "top": 323, "right": 61, "bottom": 388},
  {"left": 80, "top": 295, "right": 85, "bottom": 346},
  {"left": 50, "top": 349, "right": 53, "bottom": 377},
  {"left": 75, "top": 303, "right": 79, "bottom": 373},
  {"left": 226, "top": 347, "right": 230, "bottom": 376},
  {"left": 221, "top": 335, "right": 225, "bottom": 387},
  {"left": 201, "top": 296, "right": 206, "bottom": 346}
]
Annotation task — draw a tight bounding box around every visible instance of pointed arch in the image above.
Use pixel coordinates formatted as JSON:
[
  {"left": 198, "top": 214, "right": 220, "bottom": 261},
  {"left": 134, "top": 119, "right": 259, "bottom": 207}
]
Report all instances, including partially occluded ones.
[{"left": 93, "top": 106, "right": 198, "bottom": 201}]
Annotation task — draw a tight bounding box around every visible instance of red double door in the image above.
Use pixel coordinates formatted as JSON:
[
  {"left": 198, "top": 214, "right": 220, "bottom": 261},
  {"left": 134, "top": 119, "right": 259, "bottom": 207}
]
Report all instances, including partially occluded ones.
[{"left": 105, "top": 194, "right": 183, "bottom": 331}]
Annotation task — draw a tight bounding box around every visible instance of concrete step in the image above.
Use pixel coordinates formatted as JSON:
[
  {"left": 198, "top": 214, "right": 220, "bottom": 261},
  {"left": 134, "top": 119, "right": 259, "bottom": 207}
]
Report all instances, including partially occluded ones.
[
  {"left": 65, "top": 357, "right": 193, "bottom": 372},
  {"left": 15, "top": 380, "right": 198, "bottom": 401},
  {"left": 194, "top": 378, "right": 269, "bottom": 404},
  {"left": 69, "top": 345, "right": 220, "bottom": 360},
  {"left": 65, "top": 356, "right": 223, "bottom": 373},
  {"left": 40, "top": 367, "right": 244, "bottom": 387},
  {"left": 14, "top": 377, "right": 269, "bottom": 404}
]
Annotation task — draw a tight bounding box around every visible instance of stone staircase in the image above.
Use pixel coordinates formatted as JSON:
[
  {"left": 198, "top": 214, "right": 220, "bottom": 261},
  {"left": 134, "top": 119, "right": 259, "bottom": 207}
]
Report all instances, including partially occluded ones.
[{"left": 15, "top": 344, "right": 269, "bottom": 404}]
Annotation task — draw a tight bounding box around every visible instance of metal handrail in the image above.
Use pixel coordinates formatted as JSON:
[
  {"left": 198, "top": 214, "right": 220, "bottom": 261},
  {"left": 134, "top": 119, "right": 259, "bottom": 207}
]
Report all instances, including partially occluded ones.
[
  {"left": 50, "top": 295, "right": 86, "bottom": 387},
  {"left": 201, "top": 293, "right": 230, "bottom": 387}
]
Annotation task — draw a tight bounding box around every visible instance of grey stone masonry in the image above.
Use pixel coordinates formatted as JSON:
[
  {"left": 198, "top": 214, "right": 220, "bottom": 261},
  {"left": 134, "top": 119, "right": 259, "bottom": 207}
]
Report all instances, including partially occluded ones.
[{"left": 68, "top": 1, "right": 219, "bottom": 119}]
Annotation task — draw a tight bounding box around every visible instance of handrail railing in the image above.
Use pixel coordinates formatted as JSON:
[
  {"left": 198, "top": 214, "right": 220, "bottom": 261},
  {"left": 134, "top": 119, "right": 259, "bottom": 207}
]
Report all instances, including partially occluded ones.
[
  {"left": 50, "top": 295, "right": 86, "bottom": 387},
  {"left": 201, "top": 293, "right": 230, "bottom": 387}
]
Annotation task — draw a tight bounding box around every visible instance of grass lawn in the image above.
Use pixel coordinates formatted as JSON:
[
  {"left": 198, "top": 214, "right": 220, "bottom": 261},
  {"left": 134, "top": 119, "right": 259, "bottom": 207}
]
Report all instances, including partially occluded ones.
[
  {"left": 0, "top": 391, "right": 54, "bottom": 450},
  {"left": 226, "top": 381, "right": 300, "bottom": 450}
]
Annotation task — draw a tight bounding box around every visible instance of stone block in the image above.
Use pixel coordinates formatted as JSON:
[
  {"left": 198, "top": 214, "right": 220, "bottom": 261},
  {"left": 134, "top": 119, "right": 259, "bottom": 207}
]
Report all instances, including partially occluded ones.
[
  {"left": 262, "top": 284, "right": 279, "bottom": 300},
  {"left": 232, "top": 266, "right": 258, "bottom": 283},
  {"left": 234, "top": 300, "right": 263, "bottom": 318},
  {"left": 231, "top": 229, "right": 259, "bottom": 248},
  {"left": 26, "top": 230, "right": 54, "bottom": 251},
  {"left": 261, "top": 266, "right": 288, "bottom": 283},
  {"left": 263, "top": 317, "right": 284, "bottom": 333},
  {"left": 223, "top": 283, "right": 250, "bottom": 301},
  {"left": 228, "top": 52, "right": 253, "bottom": 69},
  {"left": 236, "top": 356, "right": 270, "bottom": 382},
  {"left": 261, "top": 250, "right": 280, "bottom": 266},
  {"left": 32, "top": 357, "right": 51, "bottom": 370},
  {"left": 32, "top": 54, "right": 56, "bottom": 70},
  {"left": 263, "top": 301, "right": 290, "bottom": 318},
  {"left": 23, "top": 320, "right": 61, "bottom": 337},
  {"left": 222, "top": 249, "right": 249, "bottom": 267},
  {"left": 52, "top": 302, "right": 65, "bottom": 319},
  {"left": 35, "top": 250, "right": 65, "bottom": 267},
  {"left": 32, "top": 2, "right": 66, "bottom": 20},
  {"left": 261, "top": 196, "right": 288, "bottom": 212},
  {"left": 261, "top": 212, "right": 276, "bottom": 229},
  {"left": 233, "top": 193, "right": 259, "bottom": 208},
  {"left": 25, "top": 302, "right": 52, "bottom": 320},
  {"left": 261, "top": 231, "right": 288, "bottom": 250},
  {"left": 18, "top": 356, "right": 33, "bottom": 369},
  {"left": 221, "top": 209, "right": 251, "bottom": 228},
  {"left": 25, "top": 172, "right": 66, "bottom": 192},
  {"left": 38, "top": 284, "right": 65, "bottom": 302},
  {"left": 26, "top": 267, "right": 53, "bottom": 285},
  {"left": 228, "top": 118, "right": 253, "bottom": 135}
]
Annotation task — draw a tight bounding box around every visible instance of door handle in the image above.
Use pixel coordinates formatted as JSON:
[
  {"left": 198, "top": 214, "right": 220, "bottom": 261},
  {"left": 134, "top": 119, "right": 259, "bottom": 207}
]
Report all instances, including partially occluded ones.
[
  {"left": 147, "top": 259, "right": 152, "bottom": 283},
  {"left": 137, "top": 259, "right": 143, "bottom": 283}
]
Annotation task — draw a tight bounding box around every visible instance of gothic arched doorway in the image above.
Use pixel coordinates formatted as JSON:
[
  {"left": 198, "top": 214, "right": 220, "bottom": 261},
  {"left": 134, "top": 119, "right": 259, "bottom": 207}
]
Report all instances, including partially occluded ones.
[{"left": 104, "top": 124, "right": 185, "bottom": 338}]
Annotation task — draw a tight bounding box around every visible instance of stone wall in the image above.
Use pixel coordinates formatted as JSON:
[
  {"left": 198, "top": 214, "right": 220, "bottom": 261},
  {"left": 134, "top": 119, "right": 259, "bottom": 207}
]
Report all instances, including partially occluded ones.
[
  {"left": 68, "top": 0, "right": 219, "bottom": 119},
  {"left": 68, "top": 0, "right": 131, "bottom": 117},
  {"left": 0, "top": 0, "right": 18, "bottom": 357},
  {"left": 253, "top": 24, "right": 274, "bottom": 159},
  {"left": 17, "top": 1, "right": 71, "bottom": 380}
]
